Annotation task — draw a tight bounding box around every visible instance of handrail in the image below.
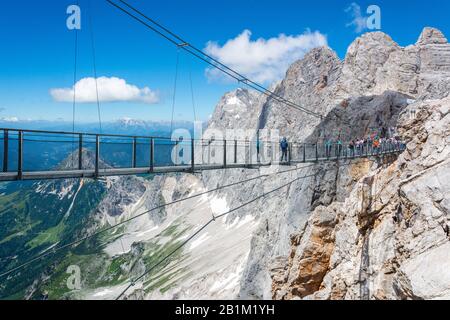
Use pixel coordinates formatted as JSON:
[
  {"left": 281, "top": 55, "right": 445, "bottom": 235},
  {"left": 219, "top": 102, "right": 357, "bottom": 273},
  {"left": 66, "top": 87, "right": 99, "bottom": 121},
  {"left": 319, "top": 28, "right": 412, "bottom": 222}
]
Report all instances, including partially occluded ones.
[
  {"left": 0, "top": 127, "right": 172, "bottom": 140},
  {"left": 0, "top": 128, "right": 406, "bottom": 146}
]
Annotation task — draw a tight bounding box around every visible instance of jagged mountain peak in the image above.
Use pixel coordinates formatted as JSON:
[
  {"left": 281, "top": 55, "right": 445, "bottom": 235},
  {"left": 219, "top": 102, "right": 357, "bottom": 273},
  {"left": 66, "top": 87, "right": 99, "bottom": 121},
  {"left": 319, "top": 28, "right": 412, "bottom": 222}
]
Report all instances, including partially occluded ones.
[
  {"left": 208, "top": 87, "right": 264, "bottom": 132},
  {"left": 357, "top": 30, "right": 396, "bottom": 42},
  {"left": 218, "top": 88, "right": 256, "bottom": 113},
  {"left": 345, "top": 31, "right": 399, "bottom": 61},
  {"left": 302, "top": 46, "right": 340, "bottom": 62},
  {"left": 338, "top": 27, "right": 450, "bottom": 100},
  {"left": 286, "top": 46, "right": 341, "bottom": 82},
  {"left": 57, "top": 148, "right": 109, "bottom": 171},
  {"left": 417, "top": 27, "right": 448, "bottom": 45},
  {"left": 252, "top": 26, "right": 450, "bottom": 141},
  {"left": 346, "top": 31, "right": 398, "bottom": 54},
  {"left": 257, "top": 44, "right": 343, "bottom": 140},
  {"left": 225, "top": 87, "right": 255, "bottom": 102}
]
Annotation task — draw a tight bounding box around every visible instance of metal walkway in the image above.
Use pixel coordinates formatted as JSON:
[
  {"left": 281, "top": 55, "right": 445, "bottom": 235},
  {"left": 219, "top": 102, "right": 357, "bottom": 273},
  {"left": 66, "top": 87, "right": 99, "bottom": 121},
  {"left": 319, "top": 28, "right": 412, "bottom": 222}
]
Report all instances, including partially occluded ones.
[{"left": 0, "top": 128, "right": 405, "bottom": 181}]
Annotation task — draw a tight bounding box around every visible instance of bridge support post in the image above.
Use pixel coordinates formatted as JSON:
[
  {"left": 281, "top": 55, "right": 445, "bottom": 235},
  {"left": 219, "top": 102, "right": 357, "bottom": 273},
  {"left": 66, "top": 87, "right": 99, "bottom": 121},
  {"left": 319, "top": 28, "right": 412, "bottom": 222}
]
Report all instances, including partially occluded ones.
[
  {"left": 78, "top": 133, "right": 83, "bottom": 170},
  {"left": 175, "top": 140, "right": 178, "bottom": 166},
  {"left": 234, "top": 140, "right": 237, "bottom": 164},
  {"left": 315, "top": 144, "right": 318, "bottom": 162},
  {"left": 132, "top": 137, "right": 137, "bottom": 168},
  {"left": 95, "top": 135, "right": 100, "bottom": 178},
  {"left": 303, "top": 144, "right": 306, "bottom": 163},
  {"left": 288, "top": 144, "right": 292, "bottom": 165},
  {"left": 17, "top": 131, "right": 23, "bottom": 180},
  {"left": 191, "top": 138, "right": 195, "bottom": 172},
  {"left": 3, "top": 129, "right": 8, "bottom": 172},
  {"left": 149, "top": 138, "right": 155, "bottom": 173},
  {"left": 208, "top": 140, "right": 211, "bottom": 165},
  {"left": 223, "top": 139, "right": 227, "bottom": 168},
  {"left": 201, "top": 139, "right": 204, "bottom": 164},
  {"left": 245, "top": 139, "right": 249, "bottom": 167}
]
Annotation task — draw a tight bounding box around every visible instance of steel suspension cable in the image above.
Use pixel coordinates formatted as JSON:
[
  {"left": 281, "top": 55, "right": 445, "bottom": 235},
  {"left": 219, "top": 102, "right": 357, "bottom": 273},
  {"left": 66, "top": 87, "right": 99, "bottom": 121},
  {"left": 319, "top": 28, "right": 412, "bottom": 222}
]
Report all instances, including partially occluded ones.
[
  {"left": 0, "top": 164, "right": 315, "bottom": 279},
  {"left": 89, "top": 0, "right": 103, "bottom": 133},
  {"left": 115, "top": 170, "right": 315, "bottom": 300},
  {"left": 0, "top": 158, "right": 378, "bottom": 281},
  {"left": 105, "top": 0, "right": 323, "bottom": 119},
  {"left": 114, "top": 158, "right": 371, "bottom": 299},
  {"left": 114, "top": 0, "right": 321, "bottom": 118},
  {"left": 170, "top": 49, "right": 180, "bottom": 134},
  {"left": 189, "top": 65, "right": 197, "bottom": 123},
  {"left": 71, "top": 17, "right": 79, "bottom": 166}
]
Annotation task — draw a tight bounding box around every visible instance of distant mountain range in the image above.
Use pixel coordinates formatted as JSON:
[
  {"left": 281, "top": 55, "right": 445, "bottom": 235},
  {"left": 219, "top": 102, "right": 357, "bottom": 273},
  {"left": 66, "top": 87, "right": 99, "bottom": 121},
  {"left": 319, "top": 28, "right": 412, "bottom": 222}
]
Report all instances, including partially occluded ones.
[{"left": 0, "top": 118, "right": 200, "bottom": 137}]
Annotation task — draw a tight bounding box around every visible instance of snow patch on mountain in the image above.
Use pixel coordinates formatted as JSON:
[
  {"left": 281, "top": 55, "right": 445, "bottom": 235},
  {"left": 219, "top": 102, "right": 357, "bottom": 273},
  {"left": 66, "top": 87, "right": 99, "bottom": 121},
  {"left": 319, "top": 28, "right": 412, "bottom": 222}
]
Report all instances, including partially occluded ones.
[{"left": 189, "top": 233, "right": 211, "bottom": 250}]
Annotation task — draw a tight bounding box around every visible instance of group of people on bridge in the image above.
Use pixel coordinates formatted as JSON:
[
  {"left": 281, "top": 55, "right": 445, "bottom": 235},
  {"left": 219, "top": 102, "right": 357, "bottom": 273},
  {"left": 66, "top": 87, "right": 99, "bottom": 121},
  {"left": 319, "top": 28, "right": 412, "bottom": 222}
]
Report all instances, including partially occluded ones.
[
  {"left": 324, "top": 134, "right": 405, "bottom": 159},
  {"left": 275, "top": 134, "right": 405, "bottom": 163}
]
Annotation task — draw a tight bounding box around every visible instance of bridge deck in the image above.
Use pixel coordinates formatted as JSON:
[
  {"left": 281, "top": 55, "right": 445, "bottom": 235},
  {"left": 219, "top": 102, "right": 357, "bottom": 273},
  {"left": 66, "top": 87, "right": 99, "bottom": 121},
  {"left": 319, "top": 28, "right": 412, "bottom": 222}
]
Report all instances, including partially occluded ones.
[{"left": 0, "top": 154, "right": 400, "bottom": 182}]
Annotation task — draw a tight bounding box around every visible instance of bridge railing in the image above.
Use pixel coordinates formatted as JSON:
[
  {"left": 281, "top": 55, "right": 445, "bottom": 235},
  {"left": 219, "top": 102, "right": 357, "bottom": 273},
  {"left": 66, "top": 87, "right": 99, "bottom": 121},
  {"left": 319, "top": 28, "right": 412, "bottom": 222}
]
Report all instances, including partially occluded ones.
[
  {"left": 0, "top": 128, "right": 406, "bottom": 179},
  {"left": 289, "top": 141, "right": 406, "bottom": 162}
]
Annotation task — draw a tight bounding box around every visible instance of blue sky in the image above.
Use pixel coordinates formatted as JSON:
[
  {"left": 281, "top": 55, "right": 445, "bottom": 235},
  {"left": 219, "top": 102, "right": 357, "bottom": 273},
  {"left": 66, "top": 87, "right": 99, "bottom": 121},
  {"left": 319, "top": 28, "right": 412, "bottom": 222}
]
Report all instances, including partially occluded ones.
[{"left": 0, "top": 0, "right": 449, "bottom": 124}]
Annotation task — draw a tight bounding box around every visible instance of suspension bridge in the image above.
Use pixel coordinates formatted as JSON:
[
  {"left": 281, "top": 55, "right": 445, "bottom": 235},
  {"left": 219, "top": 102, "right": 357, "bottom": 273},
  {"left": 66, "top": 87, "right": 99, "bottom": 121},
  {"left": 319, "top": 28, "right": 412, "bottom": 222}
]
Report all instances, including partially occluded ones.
[{"left": 0, "top": 127, "right": 405, "bottom": 182}]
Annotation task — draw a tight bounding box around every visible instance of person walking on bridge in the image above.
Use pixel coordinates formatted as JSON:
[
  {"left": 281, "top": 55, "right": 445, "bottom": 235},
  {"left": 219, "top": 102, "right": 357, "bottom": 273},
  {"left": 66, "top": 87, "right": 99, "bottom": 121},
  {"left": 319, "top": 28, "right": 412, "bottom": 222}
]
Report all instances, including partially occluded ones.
[
  {"left": 373, "top": 136, "right": 380, "bottom": 155},
  {"left": 349, "top": 140, "right": 355, "bottom": 157},
  {"left": 280, "top": 137, "right": 289, "bottom": 163},
  {"left": 336, "top": 138, "right": 343, "bottom": 157},
  {"left": 256, "top": 137, "right": 262, "bottom": 163}
]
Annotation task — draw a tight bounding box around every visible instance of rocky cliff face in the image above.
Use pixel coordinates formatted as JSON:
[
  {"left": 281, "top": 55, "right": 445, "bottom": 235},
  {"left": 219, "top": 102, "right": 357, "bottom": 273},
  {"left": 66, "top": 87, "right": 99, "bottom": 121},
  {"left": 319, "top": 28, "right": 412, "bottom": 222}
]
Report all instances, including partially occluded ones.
[
  {"left": 228, "top": 28, "right": 448, "bottom": 300},
  {"left": 272, "top": 98, "right": 449, "bottom": 300},
  {"left": 217, "top": 28, "right": 449, "bottom": 300}
]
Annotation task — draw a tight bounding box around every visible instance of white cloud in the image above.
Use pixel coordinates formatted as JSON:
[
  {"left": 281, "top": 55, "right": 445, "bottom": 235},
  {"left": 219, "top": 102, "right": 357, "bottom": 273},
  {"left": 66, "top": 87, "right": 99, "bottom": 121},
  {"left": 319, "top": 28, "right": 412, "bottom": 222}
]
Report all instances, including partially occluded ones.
[
  {"left": 204, "top": 29, "right": 327, "bottom": 84},
  {"left": 50, "top": 77, "right": 160, "bottom": 104},
  {"left": 345, "top": 2, "right": 367, "bottom": 33}
]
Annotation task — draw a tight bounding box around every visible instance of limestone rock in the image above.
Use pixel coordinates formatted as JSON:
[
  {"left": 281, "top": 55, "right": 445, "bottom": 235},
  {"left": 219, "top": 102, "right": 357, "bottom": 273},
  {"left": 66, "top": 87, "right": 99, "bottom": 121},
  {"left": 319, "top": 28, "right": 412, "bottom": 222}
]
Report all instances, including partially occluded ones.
[
  {"left": 417, "top": 27, "right": 448, "bottom": 45},
  {"left": 272, "top": 98, "right": 450, "bottom": 300}
]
